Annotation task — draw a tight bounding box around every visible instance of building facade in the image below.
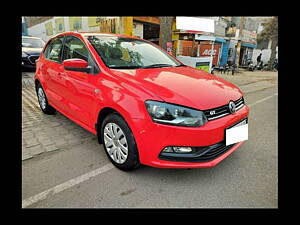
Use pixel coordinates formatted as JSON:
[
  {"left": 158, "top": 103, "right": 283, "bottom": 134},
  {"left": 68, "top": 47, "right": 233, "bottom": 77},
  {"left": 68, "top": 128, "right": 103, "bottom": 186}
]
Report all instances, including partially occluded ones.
[
  {"left": 25, "top": 16, "right": 161, "bottom": 43},
  {"left": 24, "top": 16, "right": 274, "bottom": 69}
]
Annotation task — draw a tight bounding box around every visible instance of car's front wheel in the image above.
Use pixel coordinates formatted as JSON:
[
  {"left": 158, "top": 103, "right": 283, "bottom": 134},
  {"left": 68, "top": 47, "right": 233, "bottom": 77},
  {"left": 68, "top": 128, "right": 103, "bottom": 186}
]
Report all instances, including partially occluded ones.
[{"left": 101, "top": 113, "right": 140, "bottom": 171}]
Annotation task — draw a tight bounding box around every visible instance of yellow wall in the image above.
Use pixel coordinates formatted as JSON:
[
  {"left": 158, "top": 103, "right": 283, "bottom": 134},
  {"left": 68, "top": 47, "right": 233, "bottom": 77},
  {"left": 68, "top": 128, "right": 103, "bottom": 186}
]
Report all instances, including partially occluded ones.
[
  {"left": 120, "top": 17, "right": 133, "bottom": 36},
  {"left": 69, "top": 17, "right": 82, "bottom": 31},
  {"left": 88, "top": 17, "right": 101, "bottom": 27}
]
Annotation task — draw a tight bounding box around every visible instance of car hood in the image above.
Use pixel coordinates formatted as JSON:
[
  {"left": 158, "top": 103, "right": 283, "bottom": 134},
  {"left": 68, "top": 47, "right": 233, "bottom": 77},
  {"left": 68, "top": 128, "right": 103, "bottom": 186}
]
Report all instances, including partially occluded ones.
[
  {"left": 22, "top": 47, "right": 43, "bottom": 55},
  {"left": 110, "top": 66, "right": 243, "bottom": 110}
]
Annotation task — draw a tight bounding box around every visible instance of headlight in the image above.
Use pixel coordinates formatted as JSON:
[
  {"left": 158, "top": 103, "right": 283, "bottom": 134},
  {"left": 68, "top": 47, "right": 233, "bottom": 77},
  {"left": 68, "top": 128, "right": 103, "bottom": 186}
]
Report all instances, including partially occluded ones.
[
  {"left": 145, "top": 100, "right": 207, "bottom": 127},
  {"left": 22, "top": 51, "right": 28, "bottom": 57}
]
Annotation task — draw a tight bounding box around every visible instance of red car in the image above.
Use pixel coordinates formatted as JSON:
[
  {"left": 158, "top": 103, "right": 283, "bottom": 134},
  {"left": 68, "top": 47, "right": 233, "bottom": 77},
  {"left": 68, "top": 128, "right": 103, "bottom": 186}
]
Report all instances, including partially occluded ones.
[{"left": 34, "top": 32, "right": 249, "bottom": 171}]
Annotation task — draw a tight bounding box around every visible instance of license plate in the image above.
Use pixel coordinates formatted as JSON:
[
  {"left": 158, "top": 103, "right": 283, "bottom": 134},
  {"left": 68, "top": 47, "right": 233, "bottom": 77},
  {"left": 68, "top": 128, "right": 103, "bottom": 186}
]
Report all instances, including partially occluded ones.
[{"left": 225, "top": 119, "right": 248, "bottom": 146}]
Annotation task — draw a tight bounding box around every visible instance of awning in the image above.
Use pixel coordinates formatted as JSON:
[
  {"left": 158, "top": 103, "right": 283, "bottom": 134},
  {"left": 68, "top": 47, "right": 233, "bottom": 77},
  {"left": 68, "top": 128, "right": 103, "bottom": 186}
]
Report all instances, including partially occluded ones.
[
  {"left": 241, "top": 42, "right": 257, "bottom": 48},
  {"left": 195, "top": 35, "right": 215, "bottom": 41},
  {"left": 215, "top": 37, "right": 226, "bottom": 43},
  {"left": 194, "top": 35, "right": 227, "bottom": 43}
]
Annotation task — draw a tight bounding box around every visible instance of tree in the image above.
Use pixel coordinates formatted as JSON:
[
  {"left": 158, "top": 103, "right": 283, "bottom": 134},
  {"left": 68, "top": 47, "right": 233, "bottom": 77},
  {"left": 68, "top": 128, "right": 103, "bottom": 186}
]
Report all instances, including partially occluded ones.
[
  {"left": 257, "top": 17, "right": 278, "bottom": 70},
  {"left": 159, "top": 17, "right": 174, "bottom": 51}
]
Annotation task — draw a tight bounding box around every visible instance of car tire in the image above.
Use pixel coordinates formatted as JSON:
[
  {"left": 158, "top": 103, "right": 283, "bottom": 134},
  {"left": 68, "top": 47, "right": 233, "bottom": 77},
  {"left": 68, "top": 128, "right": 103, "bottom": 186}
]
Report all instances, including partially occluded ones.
[
  {"left": 101, "top": 113, "right": 140, "bottom": 171},
  {"left": 36, "top": 83, "right": 56, "bottom": 115}
]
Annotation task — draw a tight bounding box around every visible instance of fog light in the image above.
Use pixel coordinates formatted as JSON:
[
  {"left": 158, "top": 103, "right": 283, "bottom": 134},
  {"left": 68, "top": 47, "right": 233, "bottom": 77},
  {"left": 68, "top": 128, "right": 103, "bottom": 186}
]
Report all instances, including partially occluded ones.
[
  {"left": 162, "top": 147, "right": 174, "bottom": 153},
  {"left": 173, "top": 147, "right": 192, "bottom": 153},
  {"left": 162, "top": 146, "right": 193, "bottom": 153}
]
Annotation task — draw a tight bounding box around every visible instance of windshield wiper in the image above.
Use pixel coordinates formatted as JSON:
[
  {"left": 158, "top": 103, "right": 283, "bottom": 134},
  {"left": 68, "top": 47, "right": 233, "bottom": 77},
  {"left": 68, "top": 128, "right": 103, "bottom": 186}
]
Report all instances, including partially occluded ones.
[
  {"left": 142, "top": 64, "right": 175, "bottom": 69},
  {"left": 109, "top": 63, "right": 184, "bottom": 69},
  {"left": 175, "top": 64, "right": 186, "bottom": 67},
  {"left": 109, "top": 65, "right": 143, "bottom": 69}
]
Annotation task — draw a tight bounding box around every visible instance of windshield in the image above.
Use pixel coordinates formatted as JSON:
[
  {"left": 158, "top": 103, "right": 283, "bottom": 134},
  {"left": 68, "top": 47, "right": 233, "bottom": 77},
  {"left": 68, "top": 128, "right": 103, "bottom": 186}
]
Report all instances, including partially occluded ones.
[
  {"left": 87, "top": 35, "right": 181, "bottom": 69},
  {"left": 22, "top": 38, "right": 45, "bottom": 48}
]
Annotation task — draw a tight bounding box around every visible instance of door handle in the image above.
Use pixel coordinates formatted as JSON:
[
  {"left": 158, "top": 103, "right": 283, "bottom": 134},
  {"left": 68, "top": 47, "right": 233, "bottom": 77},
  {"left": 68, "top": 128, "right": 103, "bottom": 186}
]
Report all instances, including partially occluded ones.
[{"left": 57, "top": 72, "right": 64, "bottom": 78}]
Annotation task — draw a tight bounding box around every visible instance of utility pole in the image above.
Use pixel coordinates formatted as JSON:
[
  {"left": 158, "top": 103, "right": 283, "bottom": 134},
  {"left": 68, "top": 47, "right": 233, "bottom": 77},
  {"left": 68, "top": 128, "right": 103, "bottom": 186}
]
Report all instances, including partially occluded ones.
[
  {"left": 159, "top": 17, "right": 174, "bottom": 51},
  {"left": 235, "top": 17, "right": 245, "bottom": 70}
]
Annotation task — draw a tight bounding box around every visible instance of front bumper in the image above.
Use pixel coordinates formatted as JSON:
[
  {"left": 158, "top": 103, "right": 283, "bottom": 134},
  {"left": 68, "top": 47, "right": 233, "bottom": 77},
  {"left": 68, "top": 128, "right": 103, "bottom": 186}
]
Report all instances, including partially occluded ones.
[
  {"left": 22, "top": 55, "right": 39, "bottom": 69},
  {"left": 129, "top": 105, "right": 249, "bottom": 168}
]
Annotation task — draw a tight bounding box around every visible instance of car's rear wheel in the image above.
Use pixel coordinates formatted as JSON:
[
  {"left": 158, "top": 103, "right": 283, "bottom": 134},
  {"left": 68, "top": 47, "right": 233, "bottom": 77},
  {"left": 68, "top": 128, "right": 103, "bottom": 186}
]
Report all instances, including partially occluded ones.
[
  {"left": 36, "top": 83, "right": 56, "bottom": 115},
  {"left": 101, "top": 113, "right": 140, "bottom": 171}
]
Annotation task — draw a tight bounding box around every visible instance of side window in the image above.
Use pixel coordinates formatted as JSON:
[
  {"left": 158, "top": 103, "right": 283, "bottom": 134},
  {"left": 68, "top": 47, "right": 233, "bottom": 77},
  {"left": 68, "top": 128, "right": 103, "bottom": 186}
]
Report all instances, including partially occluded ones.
[
  {"left": 63, "top": 36, "right": 89, "bottom": 61},
  {"left": 44, "top": 37, "right": 64, "bottom": 63}
]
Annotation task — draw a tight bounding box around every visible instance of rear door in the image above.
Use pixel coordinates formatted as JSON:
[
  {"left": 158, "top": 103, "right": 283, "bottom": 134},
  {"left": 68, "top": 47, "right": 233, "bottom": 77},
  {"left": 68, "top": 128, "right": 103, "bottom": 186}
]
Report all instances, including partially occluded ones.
[{"left": 43, "top": 36, "right": 69, "bottom": 112}]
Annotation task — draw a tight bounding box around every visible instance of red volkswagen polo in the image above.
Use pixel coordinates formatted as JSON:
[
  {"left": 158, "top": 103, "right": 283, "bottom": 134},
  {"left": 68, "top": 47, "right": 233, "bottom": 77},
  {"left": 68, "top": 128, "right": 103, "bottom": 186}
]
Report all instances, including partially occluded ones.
[{"left": 34, "top": 32, "right": 249, "bottom": 171}]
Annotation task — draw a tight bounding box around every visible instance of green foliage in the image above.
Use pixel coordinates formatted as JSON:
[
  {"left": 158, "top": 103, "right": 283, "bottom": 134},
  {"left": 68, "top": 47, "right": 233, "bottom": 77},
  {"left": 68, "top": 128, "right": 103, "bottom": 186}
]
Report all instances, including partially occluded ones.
[{"left": 257, "top": 17, "right": 278, "bottom": 42}]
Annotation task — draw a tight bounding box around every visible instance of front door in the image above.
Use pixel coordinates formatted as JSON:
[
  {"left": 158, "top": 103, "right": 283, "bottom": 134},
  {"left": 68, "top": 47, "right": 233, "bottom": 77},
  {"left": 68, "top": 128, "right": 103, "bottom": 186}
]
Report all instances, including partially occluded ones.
[{"left": 61, "top": 35, "right": 99, "bottom": 128}]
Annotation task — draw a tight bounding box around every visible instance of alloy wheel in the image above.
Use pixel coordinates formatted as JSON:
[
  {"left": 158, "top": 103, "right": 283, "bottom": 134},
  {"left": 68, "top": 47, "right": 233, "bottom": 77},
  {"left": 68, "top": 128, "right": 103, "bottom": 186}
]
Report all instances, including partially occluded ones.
[
  {"left": 38, "top": 87, "right": 46, "bottom": 110},
  {"left": 103, "top": 123, "right": 128, "bottom": 164}
]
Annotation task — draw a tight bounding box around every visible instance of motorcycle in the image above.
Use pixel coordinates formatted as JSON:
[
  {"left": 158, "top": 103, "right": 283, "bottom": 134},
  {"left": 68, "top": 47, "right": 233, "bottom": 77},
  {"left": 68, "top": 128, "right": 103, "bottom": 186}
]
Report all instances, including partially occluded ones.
[
  {"left": 273, "top": 59, "right": 278, "bottom": 71},
  {"left": 256, "top": 61, "right": 264, "bottom": 70},
  {"left": 247, "top": 60, "right": 255, "bottom": 71},
  {"left": 211, "top": 65, "right": 215, "bottom": 74}
]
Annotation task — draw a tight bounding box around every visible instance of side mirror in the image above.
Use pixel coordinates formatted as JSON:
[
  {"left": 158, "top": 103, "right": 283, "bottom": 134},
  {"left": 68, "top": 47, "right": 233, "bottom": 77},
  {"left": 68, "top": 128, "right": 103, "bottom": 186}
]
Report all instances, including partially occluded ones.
[{"left": 63, "top": 58, "right": 91, "bottom": 73}]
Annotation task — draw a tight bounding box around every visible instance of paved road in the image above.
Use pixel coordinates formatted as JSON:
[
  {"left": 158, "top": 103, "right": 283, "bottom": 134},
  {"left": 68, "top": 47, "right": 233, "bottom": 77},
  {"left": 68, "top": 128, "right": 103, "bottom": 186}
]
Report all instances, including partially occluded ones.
[{"left": 22, "top": 70, "right": 278, "bottom": 208}]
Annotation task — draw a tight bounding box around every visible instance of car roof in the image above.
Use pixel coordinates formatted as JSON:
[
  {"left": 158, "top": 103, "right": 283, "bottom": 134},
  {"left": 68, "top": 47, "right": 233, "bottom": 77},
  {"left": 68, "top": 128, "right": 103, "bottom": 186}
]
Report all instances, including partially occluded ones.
[
  {"left": 52, "top": 31, "right": 141, "bottom": 40},
  {"left": 81, "top": 32, "right": 141, "bottom": 39}
]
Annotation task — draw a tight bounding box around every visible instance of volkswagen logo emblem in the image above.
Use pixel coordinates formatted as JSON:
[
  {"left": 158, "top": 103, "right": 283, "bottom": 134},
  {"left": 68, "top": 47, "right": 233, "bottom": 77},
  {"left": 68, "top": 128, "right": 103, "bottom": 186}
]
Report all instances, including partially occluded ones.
[{"left": 228, "top": 101, "right": 236, "bottom": 114}]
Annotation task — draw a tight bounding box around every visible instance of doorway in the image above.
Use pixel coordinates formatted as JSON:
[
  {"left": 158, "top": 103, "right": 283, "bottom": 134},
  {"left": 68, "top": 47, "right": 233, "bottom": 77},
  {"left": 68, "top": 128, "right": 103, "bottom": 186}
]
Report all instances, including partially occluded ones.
[
  {"left": 142, "top": 22, "right": 160, "bottom": 45},
  {"left": 239, "top": 46, "right": 245, "bottom": 66}
]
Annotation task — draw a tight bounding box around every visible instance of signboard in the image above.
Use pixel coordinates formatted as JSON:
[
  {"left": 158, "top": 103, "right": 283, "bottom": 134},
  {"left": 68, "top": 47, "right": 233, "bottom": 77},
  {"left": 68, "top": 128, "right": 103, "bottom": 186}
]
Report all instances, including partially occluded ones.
[
  {"left": 55, "top": 18, "right": 65, "bottom": 33},
  {"left": 226, "top": 26, "right": 236, "bottom": 37},
  {"left": 69, "top": 17, "right": 82, "bottom": 31},
  {"left": 45, "top": 22, "right": 53, "bottom": 36},
  {"left": 241, "top": 30, "right": 257, "bottom": 44},
  {"left": 196, "top": 61, "right": 210, "bottom": 72},
  {"left": 176, "top": 17, "right": 214, "bottom": 33},
  {"left": 166, "top": 42, "right": 172, "bottom": 54},
  {"left": 176, "top": 56, "right": 212, "bottom": 73},
  {"left": 199, "top": 44, "right": 221, "bottom": 65}
]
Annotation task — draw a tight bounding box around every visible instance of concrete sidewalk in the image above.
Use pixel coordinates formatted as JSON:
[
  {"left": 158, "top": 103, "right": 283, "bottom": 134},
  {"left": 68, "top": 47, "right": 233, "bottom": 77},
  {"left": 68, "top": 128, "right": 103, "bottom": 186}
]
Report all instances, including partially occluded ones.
[{"left": 215, "top": 69, "right": 277, "bottom": 87}]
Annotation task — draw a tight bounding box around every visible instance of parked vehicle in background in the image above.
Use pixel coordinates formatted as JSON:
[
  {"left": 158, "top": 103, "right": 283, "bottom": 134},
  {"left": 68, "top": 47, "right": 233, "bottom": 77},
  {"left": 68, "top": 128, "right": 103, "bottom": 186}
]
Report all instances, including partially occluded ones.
[
  {"left": 22, "top": 36, "right": 45, "bottom": 70},
  {"left": 34, "top": 32, "right": 249, "bottom": 171},
  {"left": 256, "top": 61, "right": 268, "bottom": 71},
  {"left": 247, "top": 59, "right": 255, "bottom": 71},
  {"left": 273, "top": 58, "right": 278, "bottom": 71}
]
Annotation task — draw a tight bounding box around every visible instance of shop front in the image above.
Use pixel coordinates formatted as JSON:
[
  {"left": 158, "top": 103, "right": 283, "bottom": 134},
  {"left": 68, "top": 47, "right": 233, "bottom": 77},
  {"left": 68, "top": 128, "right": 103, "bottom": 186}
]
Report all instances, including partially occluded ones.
[
  {"left": 239, "top": 30, "right": 257, "bottom": 67},
  {"left": 216, "top": 37, "right": 229, "bottom": 66},
  {"left": 196, "top": 35, "right": 221, "bottom": 66},
  {"left": 239, "top": 42, "right": 257, "bottom": 67},
  {"left": 174, "top": 33, "right": 214, "bottom": 72},
  {"left": 175, "top": 33, "right": 227, "bottom": 72},
  {"left": 197, "top": 36, "right": 227, "bottom": 66},
  {"left": 132, "top": 17, "right": 160, "bottom": 45}
]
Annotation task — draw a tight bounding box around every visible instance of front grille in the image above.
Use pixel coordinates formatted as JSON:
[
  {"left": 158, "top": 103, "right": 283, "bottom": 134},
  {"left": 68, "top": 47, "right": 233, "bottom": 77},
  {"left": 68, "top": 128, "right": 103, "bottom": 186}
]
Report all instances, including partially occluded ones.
[
  {"left": 203, "top": 97, "right": 245, "bottom": 121},
  {"left": 28, "top": 55, "right": 39, "bottom": 65},
  {"left": 159, "top": 142, "right": 235, "bottom": 163}
]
